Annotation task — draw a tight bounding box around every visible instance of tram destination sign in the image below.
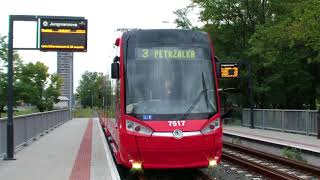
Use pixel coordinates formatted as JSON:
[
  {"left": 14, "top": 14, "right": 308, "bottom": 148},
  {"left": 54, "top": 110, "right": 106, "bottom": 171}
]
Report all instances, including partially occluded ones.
[{"left": 40, "top": 18, "right": 87, "bottom": 52}]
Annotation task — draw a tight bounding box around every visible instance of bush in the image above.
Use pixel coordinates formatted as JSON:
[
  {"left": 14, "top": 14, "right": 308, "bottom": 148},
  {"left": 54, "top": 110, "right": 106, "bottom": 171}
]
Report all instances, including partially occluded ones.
[{"left": 282, "top": 147, "right": 307, "bottom": 162}]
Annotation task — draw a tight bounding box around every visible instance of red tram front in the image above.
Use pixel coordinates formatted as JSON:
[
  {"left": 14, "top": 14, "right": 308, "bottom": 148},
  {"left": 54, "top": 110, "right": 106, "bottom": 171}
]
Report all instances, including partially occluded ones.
[{"left": 104, "top": 29, "right": 222, "bottom": 169}]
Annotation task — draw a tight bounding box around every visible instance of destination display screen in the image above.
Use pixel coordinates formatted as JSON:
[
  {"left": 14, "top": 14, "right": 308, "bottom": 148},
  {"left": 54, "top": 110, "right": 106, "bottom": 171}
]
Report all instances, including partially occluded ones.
[
  {"left": 40, "top": 18, "right": 87, "bottom": 52},
  {"left": 135, "top": 47, "right": 205, "bottom": 60},
  {"left": 221, "top": 64, "right": 239, "bottom": 78}
]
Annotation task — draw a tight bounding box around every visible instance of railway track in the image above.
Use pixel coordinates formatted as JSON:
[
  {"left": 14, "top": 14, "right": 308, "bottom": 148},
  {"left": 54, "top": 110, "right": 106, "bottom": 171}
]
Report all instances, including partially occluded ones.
[
  {"left": 135, "top": 169, "right": 214, "bottom": 180},
  {"left": 196, "top": 169, "right": 215, "bottom": 180},
  {"left": 223, "top": 142, "right": 320, "bottom": 180}
]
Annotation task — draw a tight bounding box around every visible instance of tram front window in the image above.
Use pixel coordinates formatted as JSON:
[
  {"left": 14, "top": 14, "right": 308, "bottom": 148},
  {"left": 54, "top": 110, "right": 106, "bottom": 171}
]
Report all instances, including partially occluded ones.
[{"left": 125, "top": 30, "right": 218, "bottom": 120}]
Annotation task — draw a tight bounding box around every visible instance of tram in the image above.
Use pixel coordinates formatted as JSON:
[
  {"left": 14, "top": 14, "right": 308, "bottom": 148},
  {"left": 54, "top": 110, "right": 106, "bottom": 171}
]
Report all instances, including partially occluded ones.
[{"left": 104, "top": 29, "right": 222, "bottom": 169}]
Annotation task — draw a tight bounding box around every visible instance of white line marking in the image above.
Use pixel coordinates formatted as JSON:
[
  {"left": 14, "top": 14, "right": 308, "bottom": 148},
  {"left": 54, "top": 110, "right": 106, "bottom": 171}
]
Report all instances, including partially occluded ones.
[{"left": 96, "top": 118, "right": 121, "bottom": 180}]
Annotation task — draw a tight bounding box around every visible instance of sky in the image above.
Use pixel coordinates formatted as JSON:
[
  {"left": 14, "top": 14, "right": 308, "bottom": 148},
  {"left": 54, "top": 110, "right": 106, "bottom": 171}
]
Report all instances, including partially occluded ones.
[{"left": 0, "top": 0, "right": 199, "bottom": 91}]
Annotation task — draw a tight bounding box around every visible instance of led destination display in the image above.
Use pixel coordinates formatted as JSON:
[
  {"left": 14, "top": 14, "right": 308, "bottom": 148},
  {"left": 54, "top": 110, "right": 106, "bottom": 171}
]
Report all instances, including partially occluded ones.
[
  {"left": 40, "top": 18, "right": 87, "bottom": 52},
  {"left": 135, "top": 47, "right": 205, "bottom": 60}
]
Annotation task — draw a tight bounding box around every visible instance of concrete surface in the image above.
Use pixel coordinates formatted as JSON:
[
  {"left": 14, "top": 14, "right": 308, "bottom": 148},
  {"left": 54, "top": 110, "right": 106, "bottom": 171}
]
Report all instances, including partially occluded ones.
[
  {"left": 224, "top": 125, "right": 320, "bottom": 167},
  {"left": 0, "top": 118, "right": 120, "bottom": 180},
  {"left": 224, "top": 125, "right": 320, "bottom": 153}
]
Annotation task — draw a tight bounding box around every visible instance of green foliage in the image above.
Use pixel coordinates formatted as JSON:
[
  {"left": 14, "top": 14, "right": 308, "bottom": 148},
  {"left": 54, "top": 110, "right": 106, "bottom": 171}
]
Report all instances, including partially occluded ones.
[
  {"left": 17, "top": 62, "right": 62, "bottom": 112},
  {"left": 0, "top": 35, "right": 8, "bottom": 62},
  {"left": 249, "top": 0, "right": 319, "bottom": 109},
  {"left": 1, "top": 108, "right": 39, "bottom": 118},
  {"left": 282, "top": 147, "right": 306, "bottom": 162},
  {"left": 44, "top": 74, "right": 63, "bottom": 110},
  {"left": 175, "top": 0, "right": 320, "bottom": 109},
  {"left": 0, "top": 34, "right": 24, "bottom": 117},
  {"left": 231, "top": 137, "right": 241, "bottom": 144},
  {"left": 173, "top": 5, "right": 194, "bottom": 29},
  {"left": 72, "top": 108, "right": 94, "bottom": 118},
  {"left": 18, "top": 62, "right": 48, "bottom": 112},
  {"left": 0, "top": 72, "right": 6, "bottom": 118},
  {"left": 0, "top": 34, "right": 61, "bottom": 114},
  {"left": 76, "top": 71, "right": 113, "bottom": 108}
]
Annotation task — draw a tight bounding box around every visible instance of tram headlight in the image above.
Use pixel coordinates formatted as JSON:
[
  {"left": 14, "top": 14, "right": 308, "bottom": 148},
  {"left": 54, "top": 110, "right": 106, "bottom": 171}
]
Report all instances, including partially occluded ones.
[
  {"left": 131, "top": 162, "right": 142, "bottom": 170},
  {"left": 201, "top": 118, "right": 220, "bottom": 135},
  {"left": 126, "top": 120, "right": 153, "bottom": 136},
  {"left": 208, "top": 159, "right": 218, "bottom": 168}
]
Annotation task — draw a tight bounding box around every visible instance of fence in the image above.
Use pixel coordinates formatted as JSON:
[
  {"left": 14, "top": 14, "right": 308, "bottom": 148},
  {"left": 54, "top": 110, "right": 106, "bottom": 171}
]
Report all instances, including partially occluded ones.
[
  {"left": 0, "top": 109, "right": 70, "bottom": 158},
  {"left": 242, "top": 109, "right": 318, "bottom": 136}
]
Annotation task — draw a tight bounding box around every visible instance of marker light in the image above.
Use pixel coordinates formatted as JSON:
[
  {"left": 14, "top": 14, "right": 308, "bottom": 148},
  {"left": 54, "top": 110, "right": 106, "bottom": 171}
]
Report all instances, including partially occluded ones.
[
  {"left": 201, "top": 118, "right": 220, "bottom": 134},
  {"left": 132, "top": 162, "right": 142, "bottom": 170}
]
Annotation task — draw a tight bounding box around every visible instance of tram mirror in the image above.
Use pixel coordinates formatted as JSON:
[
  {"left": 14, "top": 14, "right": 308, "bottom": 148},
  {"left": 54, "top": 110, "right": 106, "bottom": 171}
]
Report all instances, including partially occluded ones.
[
  {"left": 214, "top": 56, "right": 221, "bottom": 79},
  {"left": 111, "top": 62, "right": 119, "bottom": 79},
  {"left": 115, "top": 38, "right": 120, "bottom": 47},
  {"left": 216, "top": 62, "right": 221, "bottom": 79}
]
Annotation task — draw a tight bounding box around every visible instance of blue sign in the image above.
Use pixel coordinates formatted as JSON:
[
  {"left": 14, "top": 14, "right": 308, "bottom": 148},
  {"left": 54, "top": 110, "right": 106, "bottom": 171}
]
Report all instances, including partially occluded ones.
[{"left": 143, "top": 115, "right": 152, "bottom": 120}]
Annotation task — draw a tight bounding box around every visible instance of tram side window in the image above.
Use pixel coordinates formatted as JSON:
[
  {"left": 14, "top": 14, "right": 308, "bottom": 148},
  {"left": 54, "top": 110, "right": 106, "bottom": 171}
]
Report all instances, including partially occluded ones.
[
  {"left": 108, "top": 80, "right": 116, "bottom": 119},
  {"left": 116, "top": 80, "right": 121, "bottom": 121}
]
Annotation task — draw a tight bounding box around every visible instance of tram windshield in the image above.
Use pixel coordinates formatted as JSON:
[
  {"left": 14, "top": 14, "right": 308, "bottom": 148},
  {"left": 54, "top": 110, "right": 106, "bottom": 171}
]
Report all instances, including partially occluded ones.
[{"left": 124, "top": 30, "right": 217, "bottom": 120}]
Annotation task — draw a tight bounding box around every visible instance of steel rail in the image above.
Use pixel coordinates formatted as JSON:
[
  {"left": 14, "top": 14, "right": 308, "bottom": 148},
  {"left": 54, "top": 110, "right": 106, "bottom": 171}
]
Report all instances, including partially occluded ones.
[
  {"left": 137, "top": 173, "right": 147, "bottom": 180},
  {"left": 196, "top": 170, "right": 214, "bottom": 180},
  {"left": 222, "top": 152, "right": 301, "bottom": 180},
  {"left": 223, "top": 141, "right": 320, "bottom": 176}
]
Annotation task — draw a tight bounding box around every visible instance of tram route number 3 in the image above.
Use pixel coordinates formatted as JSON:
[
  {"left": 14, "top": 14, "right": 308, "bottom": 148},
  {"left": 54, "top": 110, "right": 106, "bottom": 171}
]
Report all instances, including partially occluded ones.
[{"left": 168, "top": 121, "right": 186, "bottom": 127}]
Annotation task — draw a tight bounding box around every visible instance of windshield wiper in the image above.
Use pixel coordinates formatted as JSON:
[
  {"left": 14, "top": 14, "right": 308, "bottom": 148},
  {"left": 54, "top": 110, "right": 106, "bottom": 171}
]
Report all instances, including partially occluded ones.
[
  {"left": 180, "top": 88, "right": 212, "bottom": 120},
  {"left": 180, "top": 73, "right": 213, "bottom": 120},
  {"left": 201, "top": 72, "right": 209, "bottom": 109}
]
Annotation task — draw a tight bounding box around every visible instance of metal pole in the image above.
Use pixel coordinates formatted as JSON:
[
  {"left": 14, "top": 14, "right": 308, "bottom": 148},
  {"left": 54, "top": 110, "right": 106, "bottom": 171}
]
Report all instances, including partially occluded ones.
[
  {"left": 5, "top": 15, "right": 16, "bottom": 160},
  {"left": 249, "top": 62, "right": 254, "bottom": 129},
  {"left": 70, "top": 53, "right": 73, "bottom": 120},
  {"left": 103, "top": 96, "right": 105, "bottom": 117},
  {"left": 317, "top": 109, "right": 320, "bottom": 139},
  {"left": 91, "top": 91, "right": 93, "bottom": 109}
]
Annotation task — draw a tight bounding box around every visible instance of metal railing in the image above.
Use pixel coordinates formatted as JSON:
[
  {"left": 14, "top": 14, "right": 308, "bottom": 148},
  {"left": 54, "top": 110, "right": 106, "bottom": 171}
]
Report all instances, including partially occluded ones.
[
  {"left": 0, "top": 109, "right": 70, "bottom": 158},
  {"left": 242, "top": 109, "right": 318, "bottom": 136}
]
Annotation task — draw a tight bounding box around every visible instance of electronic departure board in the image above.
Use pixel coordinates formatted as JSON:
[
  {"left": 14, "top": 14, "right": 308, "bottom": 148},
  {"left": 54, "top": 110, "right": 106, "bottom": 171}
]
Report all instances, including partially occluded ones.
[
  {"left": 221, "top": 63, "right": 239, "bottom": 78},
  {"left": 40, "top": 18, "right": 87, "bottom": 52}
]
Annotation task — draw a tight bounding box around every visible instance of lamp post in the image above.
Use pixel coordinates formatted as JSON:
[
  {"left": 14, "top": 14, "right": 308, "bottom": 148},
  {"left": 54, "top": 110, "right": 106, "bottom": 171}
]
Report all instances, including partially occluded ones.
[
  {"left": 238, "top": 60, "right": 254, "bottom": 129},
  {"left": 317, "top": 109, "right": 320, "bottom": 139},
  {"left": 91, "top": 90, "right": 93, "bottom": 109},
  {"left": 87, "top": 89, "right": 93, "bottom": 109}
]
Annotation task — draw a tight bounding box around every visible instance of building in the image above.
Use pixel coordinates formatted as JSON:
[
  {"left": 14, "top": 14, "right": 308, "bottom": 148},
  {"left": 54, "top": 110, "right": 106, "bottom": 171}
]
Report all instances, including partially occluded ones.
[{"left": 57, "top": 52, "right": 73, "bottom": 108}]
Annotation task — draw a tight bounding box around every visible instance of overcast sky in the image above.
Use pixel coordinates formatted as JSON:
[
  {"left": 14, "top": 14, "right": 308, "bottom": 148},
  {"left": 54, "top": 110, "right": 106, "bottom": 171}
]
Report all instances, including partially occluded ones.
[{"left": 0, "top": 0, "right": 197, "bottom": 91}]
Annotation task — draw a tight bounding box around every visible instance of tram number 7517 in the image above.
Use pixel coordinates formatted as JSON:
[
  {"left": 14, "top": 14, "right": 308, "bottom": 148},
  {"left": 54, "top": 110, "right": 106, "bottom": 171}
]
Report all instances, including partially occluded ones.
[{"left": 168, "top": 120, "right": 186, "bottom": 127}]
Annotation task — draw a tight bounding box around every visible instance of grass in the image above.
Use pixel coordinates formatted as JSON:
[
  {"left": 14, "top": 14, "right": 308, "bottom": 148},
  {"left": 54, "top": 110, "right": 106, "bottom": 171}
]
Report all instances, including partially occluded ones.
[
  {"left": 1, "top": 108, "right": 39, "bottom": 119},
  {"left": 1, "top": 107, "right": 96, "bottom": 119},
  {"left": 282, "top": 147, "right": 307, "bottom": 163},
  {"left": 72, "top": 108, "right": 95, "bottom": 118},
  {"left": 96, "top": 108, "right": 115, "bottom": 119}
]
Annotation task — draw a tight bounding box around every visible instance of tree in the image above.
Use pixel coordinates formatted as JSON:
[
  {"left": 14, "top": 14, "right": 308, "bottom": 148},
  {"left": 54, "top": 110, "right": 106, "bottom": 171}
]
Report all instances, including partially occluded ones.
[
  {"left": 0, "top": 34, "right": 23, "bottom": 117},
  {"left": 44, "top": 74, "right": 63, "bottom": 110},
  {"left": 249, "top": 0, "right": 319, "bottom": 109},
  {"left": 18, "top": 62, "right": 62, "bottom": 112},
  {"left": 175, "top": 0, "right": 319, "bottom": 109},
  {"left": 174, "top": 5, "right": 194, "bottom": 29},
  {"left": 77, "top": 71, "right": 113, "bottom": 108}
]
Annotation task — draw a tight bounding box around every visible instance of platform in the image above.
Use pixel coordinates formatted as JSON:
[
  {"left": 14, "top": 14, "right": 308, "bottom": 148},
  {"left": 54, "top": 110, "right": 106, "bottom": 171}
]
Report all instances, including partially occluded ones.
[
  {"left": 0, "top": 118, "right": 120, "bottom": 180},
  {"left": 223, "top": 125, "right": 320, "bottom": 153}
]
